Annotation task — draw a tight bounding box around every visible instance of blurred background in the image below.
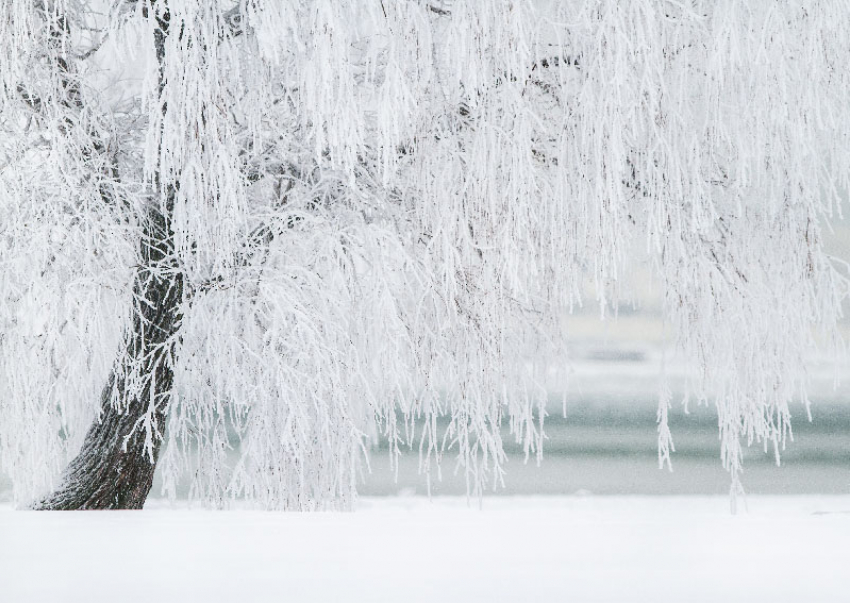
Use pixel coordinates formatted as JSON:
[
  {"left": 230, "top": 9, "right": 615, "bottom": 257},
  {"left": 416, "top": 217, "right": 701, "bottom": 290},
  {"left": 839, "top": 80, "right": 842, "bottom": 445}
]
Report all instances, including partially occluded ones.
[
  {"left": 360, "top": 213, "right": 850, "bottom": 498},
  {"left": 2, "top": 216, "right": 847, "bottom": 504}
]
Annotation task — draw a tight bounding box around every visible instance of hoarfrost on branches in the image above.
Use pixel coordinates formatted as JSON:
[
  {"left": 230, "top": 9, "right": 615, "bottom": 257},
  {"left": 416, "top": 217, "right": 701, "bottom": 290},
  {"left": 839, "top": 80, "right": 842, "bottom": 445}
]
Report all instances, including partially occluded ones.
[{"left": 0, "top": 0, "right": 848, "bottom": 509}]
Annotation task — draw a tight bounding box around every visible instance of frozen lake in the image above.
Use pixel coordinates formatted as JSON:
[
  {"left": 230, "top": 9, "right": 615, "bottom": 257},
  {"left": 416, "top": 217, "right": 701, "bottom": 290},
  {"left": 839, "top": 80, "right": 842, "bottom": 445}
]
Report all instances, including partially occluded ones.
[
  {"left": 2, "top": 495, "right": 849, "bottom": 602},
  {"left": 4, "top": 349, "right": 847, "bottom": 503},
  {"left": 355, "top": 345, "right": 850, "bottom": 498}
]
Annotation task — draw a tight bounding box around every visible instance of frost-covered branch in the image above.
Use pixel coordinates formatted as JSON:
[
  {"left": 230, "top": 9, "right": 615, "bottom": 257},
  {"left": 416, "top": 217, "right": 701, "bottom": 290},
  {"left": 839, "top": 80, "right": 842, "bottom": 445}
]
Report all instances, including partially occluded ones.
[{"left": 1, "top": 0, "right": 849, "bottom": 510}]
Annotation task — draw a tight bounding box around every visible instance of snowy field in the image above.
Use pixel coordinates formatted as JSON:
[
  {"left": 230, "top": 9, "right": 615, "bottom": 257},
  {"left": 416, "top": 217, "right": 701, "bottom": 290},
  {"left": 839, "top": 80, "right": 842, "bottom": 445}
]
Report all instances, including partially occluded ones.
[{"left": 2, "top": 495, "right": 849, "bottom": 603}]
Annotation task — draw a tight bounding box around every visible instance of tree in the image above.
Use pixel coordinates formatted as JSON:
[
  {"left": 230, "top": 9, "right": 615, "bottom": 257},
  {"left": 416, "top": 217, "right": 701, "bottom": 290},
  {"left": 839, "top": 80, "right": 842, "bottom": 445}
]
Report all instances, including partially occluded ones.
[{"left": 1, "top": 0, "right": 848, "bottom": 510}]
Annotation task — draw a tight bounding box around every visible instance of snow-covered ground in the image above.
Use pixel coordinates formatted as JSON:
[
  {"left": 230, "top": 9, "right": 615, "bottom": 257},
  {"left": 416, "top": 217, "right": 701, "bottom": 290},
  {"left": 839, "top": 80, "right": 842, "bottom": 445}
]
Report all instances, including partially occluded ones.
[{"left": 2, "top": 495, "right": 848, "bottom": 603}]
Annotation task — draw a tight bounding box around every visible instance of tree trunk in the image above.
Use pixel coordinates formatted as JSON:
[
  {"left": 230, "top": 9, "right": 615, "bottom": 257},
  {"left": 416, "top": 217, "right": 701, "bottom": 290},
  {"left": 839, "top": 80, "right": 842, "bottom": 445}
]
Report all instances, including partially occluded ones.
[
  {"left": 34, "top": 1, "right": 180, "bottom": 511},
  {"left": 34, "top": 202, "right": 183, "bottom": 510}
]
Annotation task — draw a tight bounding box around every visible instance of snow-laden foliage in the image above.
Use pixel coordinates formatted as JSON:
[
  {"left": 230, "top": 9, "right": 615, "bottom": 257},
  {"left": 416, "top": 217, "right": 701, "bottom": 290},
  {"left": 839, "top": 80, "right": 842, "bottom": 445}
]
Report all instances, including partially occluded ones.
[{"left": 1, "top": 0, "right": 848, "bottom": 508}]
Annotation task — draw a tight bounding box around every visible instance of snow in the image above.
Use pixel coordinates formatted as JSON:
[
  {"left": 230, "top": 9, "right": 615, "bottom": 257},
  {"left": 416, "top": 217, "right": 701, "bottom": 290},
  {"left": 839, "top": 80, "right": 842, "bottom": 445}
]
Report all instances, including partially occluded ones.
[
  {"left": 2, "top": 496, "right": 849, "bottom": 602},
  {"left": 5, "top": 0, "right": 850, "bottom": 510}
]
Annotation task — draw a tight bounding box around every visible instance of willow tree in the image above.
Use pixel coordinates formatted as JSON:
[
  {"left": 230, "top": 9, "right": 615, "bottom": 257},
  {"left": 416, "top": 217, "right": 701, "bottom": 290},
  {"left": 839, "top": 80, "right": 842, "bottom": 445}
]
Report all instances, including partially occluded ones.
[{"left": 0, "top": 0, "right": 848, "bottom": 510}]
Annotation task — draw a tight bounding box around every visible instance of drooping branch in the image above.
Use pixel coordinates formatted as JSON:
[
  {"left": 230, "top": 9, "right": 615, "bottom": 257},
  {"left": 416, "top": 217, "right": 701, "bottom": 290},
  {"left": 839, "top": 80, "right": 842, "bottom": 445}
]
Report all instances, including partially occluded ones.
[{"left": 34, "top": 0, "right": 183, "bottom": 510}]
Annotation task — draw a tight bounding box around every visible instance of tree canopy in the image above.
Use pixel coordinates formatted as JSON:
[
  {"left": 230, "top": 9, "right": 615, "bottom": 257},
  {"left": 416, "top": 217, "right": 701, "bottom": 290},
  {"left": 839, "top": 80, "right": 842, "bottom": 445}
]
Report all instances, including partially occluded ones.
[{"left": 1, "top": 0, "right": 848, "bottom": 509}]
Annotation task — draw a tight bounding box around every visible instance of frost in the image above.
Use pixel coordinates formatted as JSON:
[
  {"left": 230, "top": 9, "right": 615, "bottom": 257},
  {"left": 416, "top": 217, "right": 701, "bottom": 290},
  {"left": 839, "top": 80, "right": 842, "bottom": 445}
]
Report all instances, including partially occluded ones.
[{"left": 1, "top": 0, "right": 848, "bottom": 509}]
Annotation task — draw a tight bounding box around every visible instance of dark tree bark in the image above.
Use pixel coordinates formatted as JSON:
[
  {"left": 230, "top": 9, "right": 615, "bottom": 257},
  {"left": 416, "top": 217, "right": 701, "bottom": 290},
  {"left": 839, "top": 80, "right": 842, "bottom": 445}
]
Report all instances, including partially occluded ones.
[
  {"left": 35, "top": 3, "right": 180, "bottom": 510},
  {"left": 34, "top": 189, "right": 183, "bottom": 509}
]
